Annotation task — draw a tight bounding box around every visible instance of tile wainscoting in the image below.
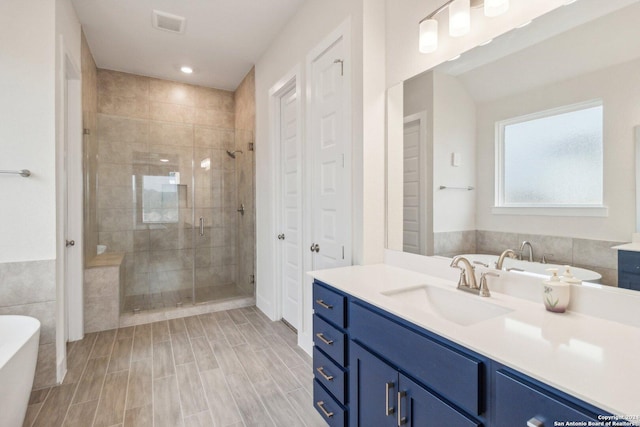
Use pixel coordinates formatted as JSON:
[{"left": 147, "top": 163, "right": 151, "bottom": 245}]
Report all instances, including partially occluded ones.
[
  {"left": 0, "top": 259, "right": 57, "bottom": 388},
  {"left": 434, "top": 230, "right": 623, "bottom": 286}
]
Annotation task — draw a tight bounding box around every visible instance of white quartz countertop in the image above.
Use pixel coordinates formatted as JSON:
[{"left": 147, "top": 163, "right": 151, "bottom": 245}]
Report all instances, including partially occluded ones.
[{"left": 309, "top": 264, "right": 640, "bottom": 420}]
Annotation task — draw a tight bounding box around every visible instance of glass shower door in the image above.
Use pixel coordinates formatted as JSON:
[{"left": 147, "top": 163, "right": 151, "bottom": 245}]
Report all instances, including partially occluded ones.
[
  {"left": 144, "top": 141, "right": 195, "bottom": 309},
  {"left": 194, "top": 127, "right": 237, "bottom": 303}
]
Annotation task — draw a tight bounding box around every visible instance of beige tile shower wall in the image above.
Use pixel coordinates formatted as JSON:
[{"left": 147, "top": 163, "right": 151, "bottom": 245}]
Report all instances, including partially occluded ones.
[
  {"left": 96, "top": 70, "right": 237, "bottom": 304},
  {"left": 82, "top": 31, "right": 98, "bottom": 263},
  {"left": 234, "top": 68, "right": 256, "bottom": 295}
]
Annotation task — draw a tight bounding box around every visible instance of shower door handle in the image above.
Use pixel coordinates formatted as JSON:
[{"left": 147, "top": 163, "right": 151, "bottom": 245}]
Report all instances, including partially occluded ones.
[{"left": 199, "top": 217, "right": 205, "bottom": 237}]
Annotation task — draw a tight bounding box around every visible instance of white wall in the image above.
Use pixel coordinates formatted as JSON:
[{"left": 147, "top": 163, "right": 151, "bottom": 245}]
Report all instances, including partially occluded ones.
[
  {"left": 476, "top": 58, "right": 640, "bottom": 241},
  {"left": 432, "top": 72, "right": 476, "bottom": 233},
  {"left": 0, "top": 0, "right": 57, "bottom": 262},
  {"left": 255, "top": 0, "right": 386, "bottom": 326}
]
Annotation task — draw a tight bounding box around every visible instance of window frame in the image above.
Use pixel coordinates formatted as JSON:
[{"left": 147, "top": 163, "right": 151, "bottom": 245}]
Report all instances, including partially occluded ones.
[{"left": 493, "top": 99, "right": 607, "bottom": 217}]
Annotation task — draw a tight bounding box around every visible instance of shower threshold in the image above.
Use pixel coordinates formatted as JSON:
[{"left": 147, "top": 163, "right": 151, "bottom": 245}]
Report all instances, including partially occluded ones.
[{"left": 123, "top": 283, "right": 252, "bottom": 313}]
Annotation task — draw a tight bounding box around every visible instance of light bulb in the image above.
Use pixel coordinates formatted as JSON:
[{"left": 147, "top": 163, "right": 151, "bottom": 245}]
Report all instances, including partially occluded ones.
[
  {"left": 419, "top": 19, "right": 438, "bottom": 53},
  {"left": 180, "top": 66, "right": 193, "bottom": 74},
  {"left": 449, "top": 0, "right": 471, "bottom": 37},
  {"left": 484, "top": 0, "right": 509, "bottom": 17}
]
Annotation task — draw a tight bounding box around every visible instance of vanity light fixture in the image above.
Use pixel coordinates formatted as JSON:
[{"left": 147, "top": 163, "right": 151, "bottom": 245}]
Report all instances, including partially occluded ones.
[
  {"left": 419, "top": 0, "right": 509, "bottom": 54},
  {"left": 160, "top": 159, "right": 169, "bottom": 163},
  {"left": 449, "top": 0, "right": 471, "bottom": 37},
  {"left": 180, "top": 66, "right": 193, "bottom": 74}
]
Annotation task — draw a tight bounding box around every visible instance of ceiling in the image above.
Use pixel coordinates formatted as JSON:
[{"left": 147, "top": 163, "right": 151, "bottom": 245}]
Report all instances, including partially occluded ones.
[{"left": 72, "top": 0, "right": 306, "bottom": 91}]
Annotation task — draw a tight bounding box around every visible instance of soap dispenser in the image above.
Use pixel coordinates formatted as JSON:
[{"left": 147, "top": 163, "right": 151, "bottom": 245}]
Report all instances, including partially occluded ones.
[
  {"left": 542, "top": 268, "right": 570, "bottom": 313},
  {"left": 560, "top": 265, "right": 582, "bottom": 285}
]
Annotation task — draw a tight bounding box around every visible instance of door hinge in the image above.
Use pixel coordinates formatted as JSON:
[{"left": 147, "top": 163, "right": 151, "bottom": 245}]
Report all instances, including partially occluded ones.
[
  {"left": 248, "top": 142, "right": 254, "bottom": 151},
  {"left": 342, "top": 246, "right": 345, "bottom": 260},
  {"left": 334, "top": 59, "right": 344, "bottom": 76},
  {"left": 83, "top": 128, "right": 91, "bottom": 135}
]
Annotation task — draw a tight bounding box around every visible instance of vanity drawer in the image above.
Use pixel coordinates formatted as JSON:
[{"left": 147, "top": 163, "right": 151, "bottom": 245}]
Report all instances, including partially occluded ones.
[
  {"left": 314, "top": 379, "right": 346, "bottom": 427},
  {"left": 314, "top": 346, "right": 347, "bottom": 404},
  {"left": 313, "top": 314, "right": 346, "bottom": 366},
  {"left": 494, "top": 369, "right": 602, "bottom": 427},
  {"left": 314, "top": 281, "right": 346, "bottom": 328},
  {"left": 349, "top": 301, "right": 484, "bottom": 416}
]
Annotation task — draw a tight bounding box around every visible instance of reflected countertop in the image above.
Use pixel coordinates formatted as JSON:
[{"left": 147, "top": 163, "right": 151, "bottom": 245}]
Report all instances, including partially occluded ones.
[{"left": 309, "top": 263, "right": 640, "bottom": 418}]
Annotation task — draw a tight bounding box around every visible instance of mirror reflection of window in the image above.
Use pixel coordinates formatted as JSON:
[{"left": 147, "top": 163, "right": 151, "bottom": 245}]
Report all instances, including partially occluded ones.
[
  {"left": 142, "top": 173, "right": 180, "bottom": 223},
  {"left": 498, "top": 101, "right": 603, "bottom": 207}
]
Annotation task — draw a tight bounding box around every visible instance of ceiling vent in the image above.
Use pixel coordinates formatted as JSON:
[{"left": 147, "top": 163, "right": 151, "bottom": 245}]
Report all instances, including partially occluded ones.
[{"left": 152, "top": 10, "right": 186, "bottom": 34}]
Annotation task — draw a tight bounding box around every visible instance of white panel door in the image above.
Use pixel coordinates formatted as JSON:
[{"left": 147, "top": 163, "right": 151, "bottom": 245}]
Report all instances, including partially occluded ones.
[
  {"left": 279, "top": 85, "right": 302, "bottom": 329},
  {"left": 403, "top": 121, "right": 422, "bottom": 254},
  {"left": 310, "top": 37, "right": 349, "bottom": 270}
]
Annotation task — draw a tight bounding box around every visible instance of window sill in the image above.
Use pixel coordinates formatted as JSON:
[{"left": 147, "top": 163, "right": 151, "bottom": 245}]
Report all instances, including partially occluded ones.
[{"left": 491, "top": 206, "right": 608, "bottom": 217}]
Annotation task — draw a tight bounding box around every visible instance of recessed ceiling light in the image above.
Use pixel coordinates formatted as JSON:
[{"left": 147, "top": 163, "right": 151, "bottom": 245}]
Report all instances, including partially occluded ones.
[
  {"left": 564, "top": 0, "right": 578, "bottom": 5},
  {"left": 448, "top": 54, "right": 462, "bottom": 62},
  {"left": 479, "top": 38, "right": 493, "bottom": 46},
  {"left": 160, "top": 159, "right": 169, "bottom": 163},
  {"left": 180, "top": 66, "right": 193, "bottom": 74}
]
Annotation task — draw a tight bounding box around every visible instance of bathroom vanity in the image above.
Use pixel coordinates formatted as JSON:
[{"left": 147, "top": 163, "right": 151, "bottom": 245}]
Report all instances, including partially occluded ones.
[{"left": 310, "top": 261, "right": 640, "bottom": 427}]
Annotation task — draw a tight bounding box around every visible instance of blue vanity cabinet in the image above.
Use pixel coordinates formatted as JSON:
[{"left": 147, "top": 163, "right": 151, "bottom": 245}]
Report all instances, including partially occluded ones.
[
  {"left": 313, "top": 281, "right": 349, "bottom": 426},
  {"left": 312, "top": 279, "right": 611, "bottom": 426},
  {"left": 493, "top": 368, "right": 606, "bottom": 427},
  {"left": 350, "top": 341, "right": 481, "bottom": 427},
  {"left": 618, "top": 250, "right": 640, "bottom": 291}
]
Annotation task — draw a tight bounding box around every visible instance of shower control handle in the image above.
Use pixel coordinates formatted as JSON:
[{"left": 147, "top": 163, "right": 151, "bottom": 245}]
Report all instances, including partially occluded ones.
[
  {"left": 310, "top": 243, "right": 320, "bottom": 253},
  {"left": 66, "top": 240, "right": 75, "bottom": 247},
  {"left": 199, "top": 217, "right": 205, "bottom": 237}
]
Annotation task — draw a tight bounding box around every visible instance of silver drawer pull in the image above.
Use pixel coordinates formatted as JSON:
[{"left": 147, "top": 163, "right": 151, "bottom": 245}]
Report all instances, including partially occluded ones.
[
  {"left": 527, "top": 417, "right": 544, "bottom": 427},
  {"left": 316, "top": 401, "right": 334, "bottom": 418},
  {"left": 385, "top": 382, "right": 395, "bottom": 416},
  {"left": 316, "top": 366, "right": 334, "bottom": 381},
  {"left": 397, "top": 391, "right": 407, "bottom": 425},
  {"left": 316, "top": 299, "right": 333, "bottom": 310},
  {"left": 316, "top": 333, "right": 334, "bottom": 345}
]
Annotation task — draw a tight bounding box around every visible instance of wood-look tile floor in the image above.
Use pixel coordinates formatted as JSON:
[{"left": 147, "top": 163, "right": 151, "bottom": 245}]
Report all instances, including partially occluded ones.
[{"left": 24, "top": 306, "right": 326, "bottom": 427}]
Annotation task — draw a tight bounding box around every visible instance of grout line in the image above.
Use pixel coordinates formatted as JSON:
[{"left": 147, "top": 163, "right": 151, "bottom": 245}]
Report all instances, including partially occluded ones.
[
  {"left": 60, "top": 333, "right": 99, "bottom": 426},
  {"left": 25, "top": 387, "right": 51, "bottom": 427},
  {"left": 120, "top": 325, "right": 135, "bottom": 426},
  {"left": 166, "top": 320, "right": 187, "bottom": 426},
  {"left": 90, "top": 332, "right": 118, "bottom": 427}
]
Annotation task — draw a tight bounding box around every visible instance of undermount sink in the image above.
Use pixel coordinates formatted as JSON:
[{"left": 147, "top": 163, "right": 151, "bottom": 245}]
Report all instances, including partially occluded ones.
[{"left": 382, "top": 284, "right": 514, "bottom": 326}]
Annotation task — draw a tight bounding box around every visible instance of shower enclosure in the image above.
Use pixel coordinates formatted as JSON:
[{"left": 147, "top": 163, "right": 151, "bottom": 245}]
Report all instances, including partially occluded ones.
[{"left": 87, "top": 70, "right": 255, "bottom": 314}]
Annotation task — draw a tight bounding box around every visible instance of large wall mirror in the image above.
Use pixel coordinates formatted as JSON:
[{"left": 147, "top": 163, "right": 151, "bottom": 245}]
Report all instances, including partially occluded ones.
[{"left": 387, "top": 0, "right": 640, "bottom": 286}]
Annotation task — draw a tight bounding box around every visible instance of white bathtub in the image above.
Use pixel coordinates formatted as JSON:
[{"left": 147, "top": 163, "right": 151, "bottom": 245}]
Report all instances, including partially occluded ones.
[
  {"left": 0, "top": 316, "right": 40, "bottom": 427},
  {"left": 458, "top": 254, "right": 603, "bottom": 282}
]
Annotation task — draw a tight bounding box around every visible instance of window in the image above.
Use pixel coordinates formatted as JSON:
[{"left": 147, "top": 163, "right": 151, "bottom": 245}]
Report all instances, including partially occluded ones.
[
  {"left": 142, "top": 173, "right": 180, "bottom": 223},
  {"left": 495, "top": 100, "right": 606, "bottom": 216}
]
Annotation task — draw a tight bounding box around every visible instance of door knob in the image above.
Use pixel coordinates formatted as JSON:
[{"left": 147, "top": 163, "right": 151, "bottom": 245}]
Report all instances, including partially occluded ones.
[
  {"left": 310, "top": 243, "right": 320, "bottom": 253},
  {"left": 66, "top": 240, "right": 75, "bottom": 247},
  {"left": 277, "top": 234, "right": 285, "bottom": 240}
]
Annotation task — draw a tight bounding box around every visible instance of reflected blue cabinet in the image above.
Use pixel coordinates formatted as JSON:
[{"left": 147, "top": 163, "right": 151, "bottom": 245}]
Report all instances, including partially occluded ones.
[
  {"left": 312, "top": 280, "right": 610, "bottom": 426},
  {"left": 618, "top": 250, "right": 640, "bottom": 291}
]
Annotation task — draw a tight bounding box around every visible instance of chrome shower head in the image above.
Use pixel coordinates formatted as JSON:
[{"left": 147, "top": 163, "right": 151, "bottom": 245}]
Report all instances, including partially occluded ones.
[{"left": 226, "top": 150, "right": 243, "bottom": 159}]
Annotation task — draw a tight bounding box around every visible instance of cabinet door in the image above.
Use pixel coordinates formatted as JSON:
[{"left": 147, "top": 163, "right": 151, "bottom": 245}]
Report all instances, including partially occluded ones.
[
  {"left": 350, "top": 342, "right": 398, "bottom": 427},
  {"left": 399, "top": 374, "right": 481, "bottom": 427}
]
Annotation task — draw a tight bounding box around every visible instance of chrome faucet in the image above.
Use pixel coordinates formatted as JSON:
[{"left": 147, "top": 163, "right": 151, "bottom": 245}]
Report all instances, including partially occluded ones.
[
  {"left": 449, "top": 256, "right": 478, "bottom": 293},
  {"left": 496, "top": 249, "right": 518, "bottom": 270},
  {"left": 519, "top": 241, "right": 534, "bottom": 262}
]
